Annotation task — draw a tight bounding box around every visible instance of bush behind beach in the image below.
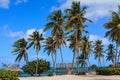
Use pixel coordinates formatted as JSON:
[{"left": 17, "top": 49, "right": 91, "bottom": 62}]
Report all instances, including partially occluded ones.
[
  {"left": 0, "top": 70, "right": 19, "bottom": 80},
  {"left": 96, "top": 67, "right": 120, "bottom": 75}
]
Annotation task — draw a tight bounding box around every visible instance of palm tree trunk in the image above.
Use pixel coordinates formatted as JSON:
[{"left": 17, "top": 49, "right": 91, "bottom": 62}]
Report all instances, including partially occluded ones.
[
  {"left": 118, "top": 51, "right": 120, "bottom": 64},
  {"left": 25, "top": 55, "right": 29, "bottom": 65},
  {"left": 115, "top": 43, "right": 118, "bottom": 67},
  {"left": 87, "top": 58, "right": 90, "bottom": 72},
  {"left": 60, "top": 47, "right": 64, "bottom": 74},
  {"left": 55, "top": 54, "right": 57, "bottom": 74},
  {"left": 113, "top": 59, "right": 115, "bottom": 66},
  {"left": 36, "top": 50, "right": 39, "bottom": 75},
  {"left": 98, "top": 58, "right": 100, "bottom": 68},
  {"left": 103, "top": 57, "right": 105, "bottom": 67},
  {"left": 88, "top": 55, "right": 90, "bottom": 67},
  {"left": 71, "top": 52, "right": 76, "bottom": 73},
  {"left": 99, "top": 58, "right": 101, "bottom": 67},
  {"left": 52, "top": 53, "right": 56, "bottom": 75},
  {"left": 52, "top": 54, "right": 55, "bottom": 72},
  {"left": 77, "top": 52, "right": 80, "bottom": 73}
]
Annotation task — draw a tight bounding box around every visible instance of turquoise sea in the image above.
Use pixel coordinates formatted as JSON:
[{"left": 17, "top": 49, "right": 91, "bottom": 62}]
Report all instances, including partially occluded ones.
[{"left": 19, "top": 67, "right": 94, "bottom": 77}]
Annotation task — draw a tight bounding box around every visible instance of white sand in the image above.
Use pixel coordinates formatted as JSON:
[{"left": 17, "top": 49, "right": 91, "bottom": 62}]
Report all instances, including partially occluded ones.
[{"left": 19, "top": 75, "right": 120, "bottom": 80}]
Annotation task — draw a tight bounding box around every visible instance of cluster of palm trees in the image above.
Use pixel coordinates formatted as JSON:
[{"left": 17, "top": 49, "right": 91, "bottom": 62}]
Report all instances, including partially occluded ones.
[
  {"left": 104, "top": 5, "right": 120, "bottom": 67},
  {"left": 12, "top": 1, "right": 120, "bottom": 75}
]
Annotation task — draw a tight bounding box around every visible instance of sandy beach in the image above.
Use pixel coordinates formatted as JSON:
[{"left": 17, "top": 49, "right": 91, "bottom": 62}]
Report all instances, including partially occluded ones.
[{"left": 19, "top": 75, "right": 120, "bottom": 80}]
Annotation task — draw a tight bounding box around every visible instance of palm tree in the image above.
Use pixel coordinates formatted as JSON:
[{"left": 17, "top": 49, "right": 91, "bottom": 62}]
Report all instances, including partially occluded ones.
[
  {"left": 104, "top": 5, "right": 120, "bottom": 66},
  {"left": 81, "top": 36, "right": 92, "bottom": 67},
  {"left": 94, "top": 40, "right": 104, "bottom": 67},
  {"left": 68, "top": 35, "right": 79, "bottom": 72},
  {"left": 44, "top": 10, "right": 66, "bottom": 68},
  {"left": 65, "top": 1, "right": 92, "bottom": 69},
  {"left": 28, "top": 31, "right": 44, "bottom": 75},
  {"left": 43, "top": 37, "right": 56, "bottom": 74},
  {"left": 76, "top": 54, "right": 87, "bottom": 73},
  {"left": 106, "top": 44, "right": 115, "bottom": 65},
  {"left": 77, "top": 54, "right": 87, "bottom": 68},
  {"left": 12, "top": 38, "right": 28, "bottom": 64}
]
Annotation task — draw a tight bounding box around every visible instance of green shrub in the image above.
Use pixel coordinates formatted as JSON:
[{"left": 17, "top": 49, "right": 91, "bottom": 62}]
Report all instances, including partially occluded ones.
[
  {"left": 89, "top": 64, "right": 97, "bottom": 70},
  {"left": 0, "top": 70, "right": 19, "bottom": 80},
  {"left": 96, "top": 67, "right": 120, "bottom": 75},
  {"left": 22, "top": 59, "right": 50, "bottom": 76},
  {"left": 48, "top": 73, "right": 53, "bottom": 76}
]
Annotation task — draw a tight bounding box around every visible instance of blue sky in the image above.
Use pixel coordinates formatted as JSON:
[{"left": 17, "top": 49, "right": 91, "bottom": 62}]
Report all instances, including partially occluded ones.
[{"left": 0, "top": 0, "right": 120, "bottom": 68}]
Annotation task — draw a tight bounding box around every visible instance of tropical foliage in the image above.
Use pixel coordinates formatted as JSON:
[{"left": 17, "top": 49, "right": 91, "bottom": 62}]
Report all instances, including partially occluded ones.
[
  {"left": 106, "top": 44, "right": 115, "bottom": 65},
  {"left": 96, "top": 67, "right": 120, "bottom": 75},
  {"left": 65, "top": 1, "right": 92, "bottom": 69},
  {"left": 0, "top": 70, "right": 19, "bottom": 80},
  {"left": 104, "top": 5, "right": 120, "bottom": 66},
  {"left": 43, "top": 37, "right": 56, "bottom": 73},
  {"left": 27, "top": 31, "right": 44, "bottom": 74},
  {"left": 22, "top": 59, "right": 50, "bottom": 76},
  {"left": 12, "top": 38, "right": 28, "bottom": 64},
  {"left": 81, "top": 36, "right": 92, "bottom": 67},
  {"left": 44, "top": 10, "right": 66, "bottom": 69},
  {"left": 11, "top": 1, "right": 120, "bottom": 76},
  {"left": 94, "top": 40, "right": 104, "bottom": 67}
]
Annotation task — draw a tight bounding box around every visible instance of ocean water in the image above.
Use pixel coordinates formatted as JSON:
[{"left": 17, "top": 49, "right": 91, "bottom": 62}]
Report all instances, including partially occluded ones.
[{"left": 19, "top": 67, "right": 92, "bottom": 77}]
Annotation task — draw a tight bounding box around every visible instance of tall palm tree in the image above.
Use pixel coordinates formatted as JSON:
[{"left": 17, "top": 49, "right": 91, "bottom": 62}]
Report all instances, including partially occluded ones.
[
  {"left": 68, "top": 35, "right": 78, "bottom": 72},
  {"left": 43, "top": 37, "right": 56, "bottom": 74},
  {"left": 104, "top": 5, "right": 120, "bottom": 66},
  {"left": 28, "top": 31, "right": 44, "bottom": 75},
  {"left": 44, "top": 10, "right": 66, "bottom": 68},
  {"left": 76, "top": 54, "right": 87, "bottom": 73},
  {"left": 12, "top": 38, "right": 28, "bottom": 64},
  {"left": 94, "top": 40, "right": 104, "bottom": 67},
  {"left": 65, "top": 1, "right": 92, "bottom": 69},
  {"left": 81, "top": 36, "right": 92, "bottom": 67},
  {"left": 77, "top": 54, "right": 87, "bottom": 68},
  {"left": 106, "top": 44, "right": 115, "bottom": 65}
]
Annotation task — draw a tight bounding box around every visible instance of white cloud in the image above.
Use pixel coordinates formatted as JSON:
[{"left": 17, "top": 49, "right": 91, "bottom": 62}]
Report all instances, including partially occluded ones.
[
  {"left": 25, "top": 29, "right": 36, "bottom": 39},
  {"left": 1, "top": 25, "right": 45, "bottom": 39},
  {"left": 53, "top": 0, "right": 120, "bottom": 21},
  {"left": 0, "top": 0, "right": 10, "bottom": 9},
  {"left": 9, "top": 31, "right": 24, "bottom": 37},
  {"left": 89, "top": 35, "right": 110, "bottom": 45},
  {"left": 15, "top": 0, "right": 28, "bottom": 5},
  {"left": 50, "top": 6, "right": 58, "bottom": 12},
  {"left": 1, "top": 25, "right": 24, "bottom": 38},
  {"left": 24, "top": 28, "right": 45, "bottom": 39}
]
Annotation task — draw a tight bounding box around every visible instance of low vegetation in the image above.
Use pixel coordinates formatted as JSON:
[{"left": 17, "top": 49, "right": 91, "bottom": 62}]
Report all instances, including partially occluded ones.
[
  {"left": 0, "top": 70, "right": 19, "bottom": 80},
  {"left": 48, "top": 73, "right": 54, "bottom": 76},
  {"left": 22, "top": 59, "right": 50, "bottom": 76},
  {"left": 89, "top": 64, "right": 98, "bottom": 71},
  {"left": 96, "top": 67, "right": 120, "bottom": 75}
]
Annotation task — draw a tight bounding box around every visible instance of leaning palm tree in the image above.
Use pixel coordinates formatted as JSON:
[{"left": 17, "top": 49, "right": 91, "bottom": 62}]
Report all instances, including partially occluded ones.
[
  {"left": 94, "top": 40, "right": 104, "bottom": 67},
  {"left": 106, "top": 44, "right": 115, "bottom": 65},
  {"left": 44, "top": 10, "right": 66, "bottom": 68},
  {"left": 104, "top": 5, "right": 120, "bottom": 66},
  {"left": 12, "top": 38, "right": 28, "bottom": 64},
  {"left": 43, "top": 37, "right": 56, "bottom": 74},
  {"left": 27, "top": 31, "right": 44, "bottom": 75},
  {"left": 65, "top": 1, "right": 92, "bottom": 69}
]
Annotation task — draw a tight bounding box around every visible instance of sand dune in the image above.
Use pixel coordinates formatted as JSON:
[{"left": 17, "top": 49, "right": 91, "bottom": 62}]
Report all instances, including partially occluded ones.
[{"left": 19, "top": 75, "right": 120, "bottom": 80}]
